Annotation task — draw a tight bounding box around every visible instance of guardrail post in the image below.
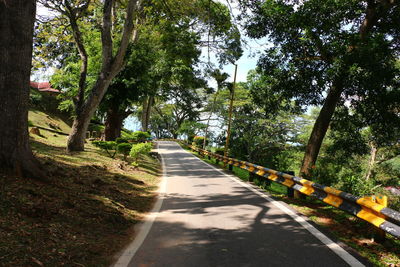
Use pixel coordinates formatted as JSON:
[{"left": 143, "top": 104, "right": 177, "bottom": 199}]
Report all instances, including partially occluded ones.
[
  {"left": 286, "top": 171, "right": 295, "bottom": 198},
  {"left": 372, "top": 195, "right": 387, "bottom": 243}
]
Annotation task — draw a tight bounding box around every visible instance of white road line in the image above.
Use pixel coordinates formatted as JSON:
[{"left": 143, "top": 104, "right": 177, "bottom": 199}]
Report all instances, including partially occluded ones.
[
  {"left": 183, "top": 144, "right": 365, "bottom": 267},
  {"left": 112, "top": 142, "right": 168, "bottom": 267},
  {"left": 113, "top": 141, "right": 365, "bottom": 267}
]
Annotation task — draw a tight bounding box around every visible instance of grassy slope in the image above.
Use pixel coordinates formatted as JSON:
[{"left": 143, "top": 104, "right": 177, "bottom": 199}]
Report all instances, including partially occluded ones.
[
  {"left": 0, "top": 110, "right": 161, "bottom": 266},
  {"left": 184, "top": 145, "right": 400, "bottom": 267}
]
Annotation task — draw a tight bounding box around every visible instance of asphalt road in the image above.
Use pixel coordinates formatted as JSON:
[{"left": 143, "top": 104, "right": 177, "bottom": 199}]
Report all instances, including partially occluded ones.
[{"left": 122, "top": 141, "right": 365, "bottom": 267}]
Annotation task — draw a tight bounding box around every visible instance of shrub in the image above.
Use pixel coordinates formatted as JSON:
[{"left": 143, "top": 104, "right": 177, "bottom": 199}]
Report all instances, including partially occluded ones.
[
  {"left": 214, "top": 147, "right": 225, "bottom": 155},
  {"left": 131, "top": 131, "right": 151, "bottom": 143},
  {"left": 115, "top": 137, "right": 130, "bottom": 144},
  {"left": 117, "top": 143, "right": 132, "bottom": 161},
  {"left": 188, "top": 134, "right": 196, "bottom": 143},
  {"left": 92, "top": 141, "right": 117, "bottom": 158},
  {"left": 129, "top": 142, "right": 153, "bottom": 164},
  {"left": 193, "top": 136, "right": 207, "bottom": 147}
]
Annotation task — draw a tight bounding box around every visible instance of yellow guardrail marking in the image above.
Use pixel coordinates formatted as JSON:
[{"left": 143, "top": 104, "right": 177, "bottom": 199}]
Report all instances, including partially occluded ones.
[
  {"left": 282, "top": 179, "right": 295, "bottom": 187},
  {"left": 356, "top": 198, "right": 385, "bottom": 213},
  {"left": 324, "top": 187, "right": 343, "bottom": 196},
  {"left": 269, "top": 174, "right": 278, "bottom": 181},
  {"left": 357, "top": 208, "right": 386, "bottom": 227},
  {"left": 256, "top": 170, "right": 265, "bottom": 176},
  {"left": 323, "top": 195, "right": 343, "bottom": 208},
  {"left": 299, "top": 185, "right": 314, "bottom": 195},
  {"left": 185, "top": 144, "right": 400, "bottom": 239}
]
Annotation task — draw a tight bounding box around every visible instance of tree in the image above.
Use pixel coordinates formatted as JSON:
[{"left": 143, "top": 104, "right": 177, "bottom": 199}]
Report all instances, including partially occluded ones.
[
  {"left": 39, "top": 0, "right": 142, "bottom": 151},
  {"left": 152, "top": 86, "right": 206, "bottom": 139},
  {"left": 203, "top": 69, "right": 229, "bottom": 148},
  {"left": 240, "top": 0, "right": 400, "bottom": 176},
  {"left": 0, "top": 1, "right": 45, "bottom": 178}
]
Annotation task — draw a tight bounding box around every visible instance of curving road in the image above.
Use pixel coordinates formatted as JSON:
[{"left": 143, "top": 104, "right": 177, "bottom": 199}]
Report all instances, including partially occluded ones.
[{"left": 115, "top": 141, "right": 367, "bottom": 267}]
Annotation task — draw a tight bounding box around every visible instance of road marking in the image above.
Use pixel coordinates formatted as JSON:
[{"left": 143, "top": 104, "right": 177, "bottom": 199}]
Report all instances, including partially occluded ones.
[
  {"left": 183, "top": 144, "right": 365, "bottom": 267},
  {"left": 113, "top": 142, "right": 168, "bottom": 267}
]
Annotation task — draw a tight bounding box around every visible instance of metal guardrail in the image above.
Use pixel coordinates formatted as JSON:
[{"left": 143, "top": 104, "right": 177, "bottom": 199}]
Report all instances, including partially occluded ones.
[{"left": 189, "top": 145, "right": 400, "bottom": 239}]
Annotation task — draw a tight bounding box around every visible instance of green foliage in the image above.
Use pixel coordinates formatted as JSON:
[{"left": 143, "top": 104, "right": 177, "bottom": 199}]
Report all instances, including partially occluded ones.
[
  {"left": 192, "top": 136, "right": 207, "bottom": 147},
  {"left": 117, "top": 143, "right": 133, "bottom": 161},
  {"left": 115, "top": 137, "right": 130, "bottom": 144},
  {"left": 214, "top": 148, "right": 225, "bottom": 156},
  {"left": 92, "top": 141, "right": 117, "bottom": 158},
  {"left": 29, "top": 89, "right": 43, "bottom": 107},
  {"left": 131, "top": 131, "right": 151, "bottom": 142},
  {"left": 177, "top": 121, "right": 206, "bottom": 141},
  {"left": 129, "top": 143, "right": 153, "bottom": 164}
]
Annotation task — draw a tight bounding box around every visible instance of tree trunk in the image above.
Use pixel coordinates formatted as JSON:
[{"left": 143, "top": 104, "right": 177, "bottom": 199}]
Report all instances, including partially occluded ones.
[
  {"left": 141, "top": 95, "right": 154, "bottom": 132},
  {"left": 67, "top": 0, "right": 141, "bottom": 151},
  {"left": 141, "top": 96, "right": 148, "bottom": 131},
  {"left": 203, "top": 91, "right": 220, "bottom": 149},
  {"left": 0, "top": 1, "right": 46, "bottom": 179},
  {"left": 104, "top": 105, "right": 129, "bottom": 141},
  {"left": 365, "top": 142, "right": 377, "bottom": 180},
  {"left": 300, "top": 81, "right": 344, "bottom": 177}
]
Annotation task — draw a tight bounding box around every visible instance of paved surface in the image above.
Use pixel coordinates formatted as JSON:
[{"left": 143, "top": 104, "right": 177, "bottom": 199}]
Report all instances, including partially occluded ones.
[{"left": 127, "top": 141, "right": 364, "bottom": 267}]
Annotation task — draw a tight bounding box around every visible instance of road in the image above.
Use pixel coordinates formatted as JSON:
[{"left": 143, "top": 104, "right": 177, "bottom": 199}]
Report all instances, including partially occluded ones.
[{"left": 116, "top": 141, "right": 366, "bottom": 267}]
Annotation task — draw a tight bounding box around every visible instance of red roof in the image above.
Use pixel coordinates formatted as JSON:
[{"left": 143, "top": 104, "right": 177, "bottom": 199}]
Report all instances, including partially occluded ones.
[{"left": 30, "top": 81, "right": 60, "bottom": 93}]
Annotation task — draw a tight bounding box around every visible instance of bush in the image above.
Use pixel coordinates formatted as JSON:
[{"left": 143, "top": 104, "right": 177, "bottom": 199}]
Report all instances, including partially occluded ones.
[
  {"left": 131, "top": 131, "right": 151, "bottom": 143},
  {"left": 115, "top": 137, "right": 130, "bottom": 144},
  {"left": 117, "top": 143, "right": 132, "bottom": 161},
  {"left": 193, "top": 136, "right": 207, "bottom": 147},
  {"left": 188, "top": 134, "right": 196, "bottom": 143},
  {"left": 92, "top": 141, "right": 117, "bottom": 158},
  {"left": 129, "top": 142, "right": 153, "bottom": 165},
  {"left": 214, "top": 147, "right": 225, "bottom": 155}
]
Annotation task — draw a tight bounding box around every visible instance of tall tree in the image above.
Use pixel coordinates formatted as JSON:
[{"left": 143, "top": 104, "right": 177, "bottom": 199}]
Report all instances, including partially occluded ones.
[
  {"left": 0, "top": 1, "right": 45, "bottom": 178},
  {"left": 240, "top": 0, "right": 400, "bottom": 176},
  {"left": 39, "top": 0, "right": 142, "bottom": 151}
]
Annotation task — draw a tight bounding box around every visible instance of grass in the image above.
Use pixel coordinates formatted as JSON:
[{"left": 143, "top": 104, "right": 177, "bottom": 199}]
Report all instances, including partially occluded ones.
[
  {"left": 184, "top": 144, "right": 400, "bottom": 267},
  {"left": 0, "top": 110, "right": 161, "bottom": 266}
]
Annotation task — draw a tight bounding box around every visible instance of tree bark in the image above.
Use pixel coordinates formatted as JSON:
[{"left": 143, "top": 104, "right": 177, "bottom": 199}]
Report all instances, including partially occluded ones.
[
  {"left": 141, "top": 96, "right": 148, "bottom": 131},
  {"left": 203, "top": 91, "right": 219, "bottom": 148},
  {"left": 141, "top": 95, "right": 153, "bottom": 132},
  {"left": 104, "top": 105, "right": 131, "bottom": 141},
  {"left": 0, "top": 1, "right": 46, "bottom": 179},
  {"left": 67, "top": 0, "right": 141, "bottom": 151},
  {"left": 365, "top": 142, "right": 377, "bottom": 180},
  {"left": 300, "top": 81, "right": 344, "bottom": 177}
]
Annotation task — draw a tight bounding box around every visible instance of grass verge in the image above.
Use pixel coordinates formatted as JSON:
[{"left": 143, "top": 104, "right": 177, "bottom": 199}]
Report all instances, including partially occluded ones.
[
  {"left": 0, "top": 114, "right": 161, "bottom": 266},
  {"left": 183, "top": 145, "right": 400, "bottom": 267}
]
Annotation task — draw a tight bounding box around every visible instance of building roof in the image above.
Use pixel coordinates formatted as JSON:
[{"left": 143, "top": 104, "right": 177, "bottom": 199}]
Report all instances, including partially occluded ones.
[{"left": 30, "top": 81, "right": 60, "bottom": 93}]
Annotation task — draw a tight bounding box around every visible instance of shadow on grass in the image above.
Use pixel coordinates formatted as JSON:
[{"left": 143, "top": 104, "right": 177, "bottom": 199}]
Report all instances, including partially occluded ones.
[{"left": 0, "top": 139, "right": 161, "bottom": 267}]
